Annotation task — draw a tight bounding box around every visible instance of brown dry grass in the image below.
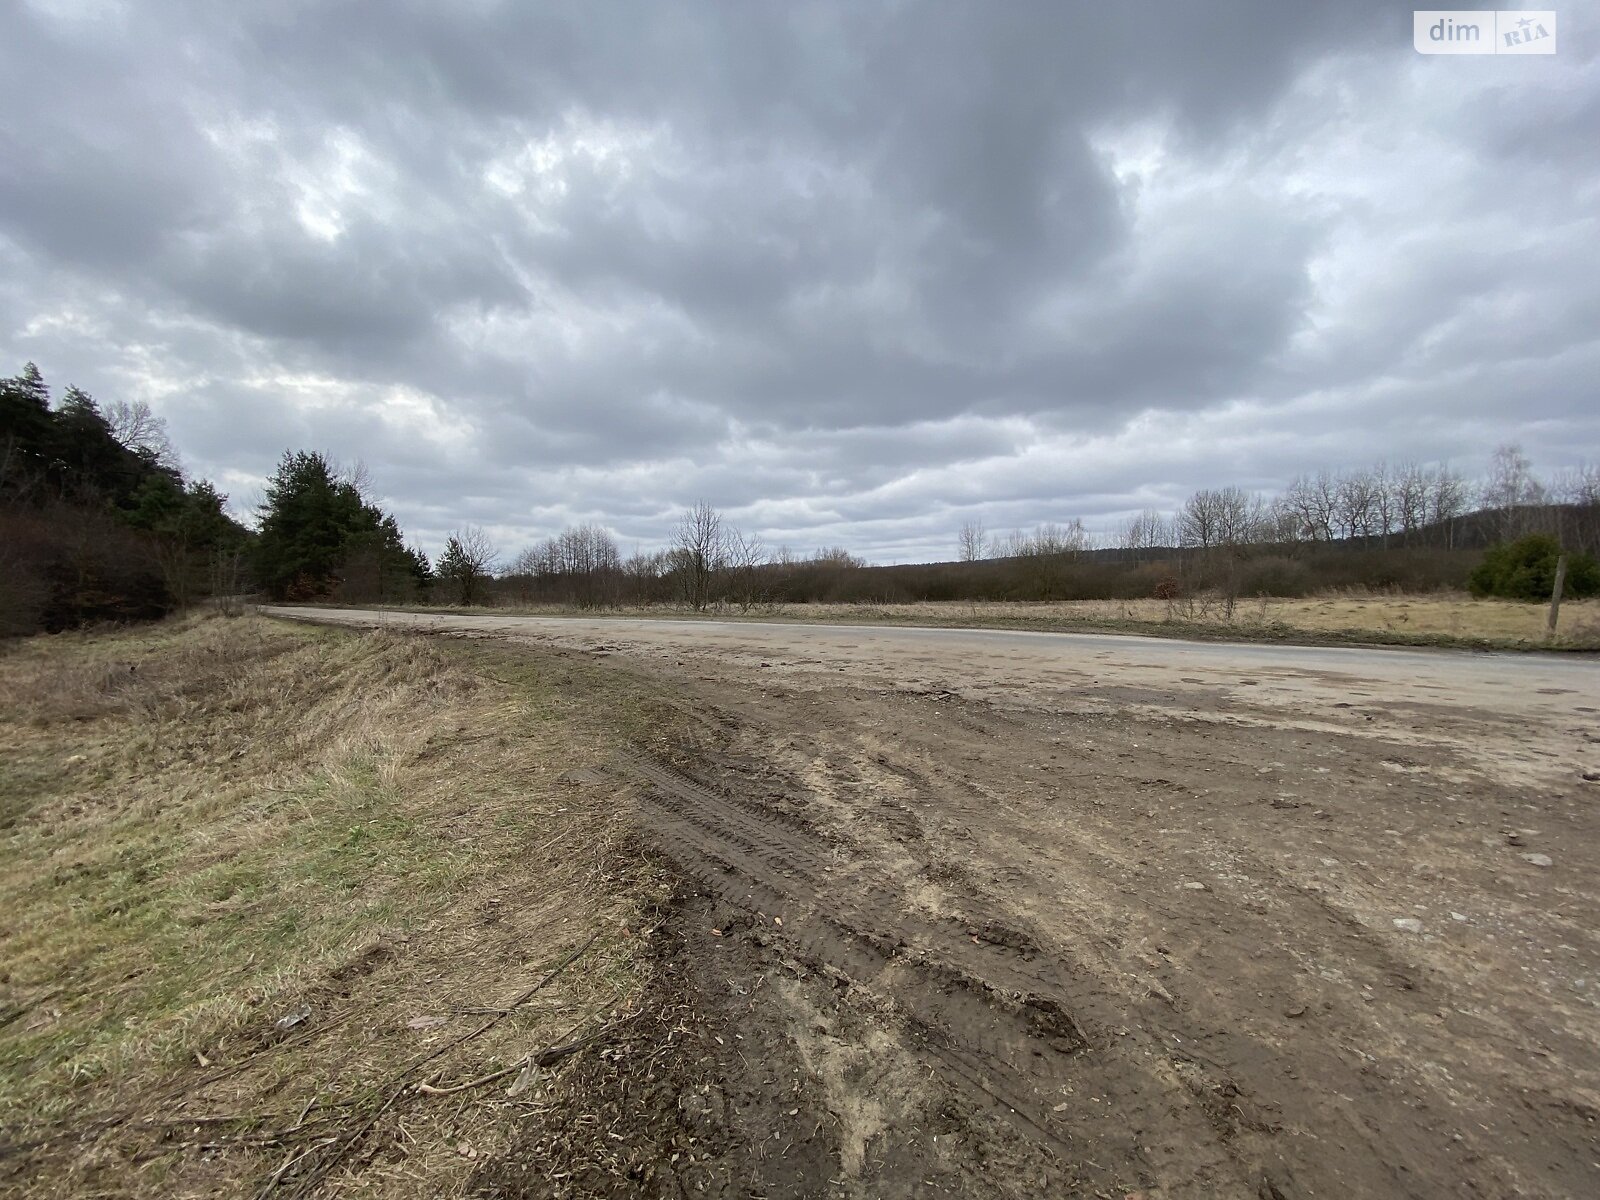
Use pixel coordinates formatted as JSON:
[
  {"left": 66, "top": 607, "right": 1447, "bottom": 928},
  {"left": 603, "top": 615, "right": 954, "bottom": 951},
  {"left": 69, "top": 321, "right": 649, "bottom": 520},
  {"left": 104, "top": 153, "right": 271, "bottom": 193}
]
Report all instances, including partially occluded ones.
[
  {"left": 377, "top": 590, "right": 1600, "bottom": 650},
  {"left": 0, "top": 613, "right": 673, "bottom": 1198},
  {"left": 773, "top": 593, "right": 1599, "bottom": 646}
]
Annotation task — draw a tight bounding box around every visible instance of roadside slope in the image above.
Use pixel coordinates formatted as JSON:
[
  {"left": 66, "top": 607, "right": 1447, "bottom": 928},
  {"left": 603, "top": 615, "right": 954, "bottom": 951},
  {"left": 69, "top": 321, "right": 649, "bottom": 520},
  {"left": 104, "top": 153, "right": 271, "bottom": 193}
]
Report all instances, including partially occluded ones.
[{"left": 0, "top": 615, "right": 673, "bottom": 1198}]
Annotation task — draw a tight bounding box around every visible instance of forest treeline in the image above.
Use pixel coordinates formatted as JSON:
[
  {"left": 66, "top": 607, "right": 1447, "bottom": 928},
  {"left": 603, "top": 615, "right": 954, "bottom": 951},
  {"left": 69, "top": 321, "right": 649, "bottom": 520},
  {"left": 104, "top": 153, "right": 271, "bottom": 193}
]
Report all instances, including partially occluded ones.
[
  {"left": 484, "top": 449, "right": 1600, "bottom": 610},
  {"left": 1, "top": 363, "right": 250, "bottom": 634},
  {"left": 4, "top": 360, "right": 1598, "bottom": 633},
  {"left": 0, "top": 364, "right": 434, "bottom": 634}
]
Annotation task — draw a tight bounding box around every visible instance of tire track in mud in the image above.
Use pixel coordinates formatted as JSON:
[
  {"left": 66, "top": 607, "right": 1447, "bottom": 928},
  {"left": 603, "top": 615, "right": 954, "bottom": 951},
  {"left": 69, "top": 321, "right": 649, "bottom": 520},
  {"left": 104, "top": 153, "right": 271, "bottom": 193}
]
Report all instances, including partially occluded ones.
[
  {"left": 641, "top": 690, "right": 1350, "bottom": 1194},
  {"left": 621, "top": 751, "right": 1072, "bottom": 1003},
  {"left": 771, "top": 698, "right": 1584, "bottom": 1200},
  {"left": 614, "top": 737, "right": 1295, "bottom": 1197},
  {"left": 613, "top": 749, "right": 1090, "bottom": 1158}
]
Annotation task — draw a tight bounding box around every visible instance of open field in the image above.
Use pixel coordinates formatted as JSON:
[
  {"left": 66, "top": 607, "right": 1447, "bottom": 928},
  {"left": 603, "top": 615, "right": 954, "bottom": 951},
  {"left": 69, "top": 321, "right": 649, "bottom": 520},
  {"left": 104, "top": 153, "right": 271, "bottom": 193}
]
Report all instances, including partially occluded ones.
[
  {"left": 336, "top": 592, "right": 1600, "bottom": 651},
  {"left": 270, "top": 605, "right": 1600, "bottom": 1198},
  {"left": 0, "top": 615, "right": 684, "bottom": 1198},
  {"left": 774, "top": 593, "right": 1600, "bottom": 647}
]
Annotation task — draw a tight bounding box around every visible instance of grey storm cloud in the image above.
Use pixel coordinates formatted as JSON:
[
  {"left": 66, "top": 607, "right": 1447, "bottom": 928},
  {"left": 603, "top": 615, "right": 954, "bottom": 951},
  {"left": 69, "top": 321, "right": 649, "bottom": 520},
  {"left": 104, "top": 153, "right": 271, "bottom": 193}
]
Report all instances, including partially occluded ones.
[{"left": 2, "top": 0, "right": 1596, "bottom": 562}]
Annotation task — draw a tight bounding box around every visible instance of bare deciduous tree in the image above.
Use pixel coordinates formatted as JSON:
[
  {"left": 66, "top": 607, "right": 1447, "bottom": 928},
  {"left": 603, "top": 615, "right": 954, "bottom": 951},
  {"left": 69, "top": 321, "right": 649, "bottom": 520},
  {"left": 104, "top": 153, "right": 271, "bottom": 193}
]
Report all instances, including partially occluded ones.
[
  {"left": 958, "top": 519, "right": 987, "bottom": 562},
  {"left": 1553, "top": 463, "right": 1600, "bottom": 555},
  {"left": 1483, "top": 443, "right": 1547, "bottom": 540},
  {"left": 990, "top": 529, "right": 1024, "bottom": 558},
  {"left": 337, "top": 458, "right": 376, "bottom": 499},
  {"left": 509, "top": 523, "right": 623, "bottom": 607},
  {"left": 1283, "top": 471, "right": 1339, "bottom": 542},
  {"left": 1027, "top": 520, "right": 1089, "bottom": 557},
  {"left": 811, "top": 546, "right": 865, "bottom": 567},
  {"left": 990, "top": 522, "right": 1087, "bottom": 560},
  {"left": 1178, "top": 487, "right": 1264, "bottom": 615},
  {"left": 437, "top": 526, "right": 498, "bottom": 605},
  {"left": 673, "top": 501, "right": 726, "bottom": 611},
  {"left": 210, "top": 544, "right": 247, "bottom": 615},
  {"left": 1260, "top": 497, "right": 1302, "bottom": 546},
  {"left": 623, "top": 549, "right": 670, "bottom": 604},
  {"left": 104, "top": 399, "right": 176, "bottom": 468},
  {"left": 1178, "top": 490, "right": 1223, "bottom": 550},
  {"left": 1369, "top": 462, "right": 1396, "bottom": 548},
  {"left": 1559, "top": 463, "right": 1600, "bottom": 507},
  {"left": 1119, "top": 509, "right": 1171, "bottom": 560},
  {"left": 725, "top": 527, "right": 767, "bottom": 611},
  {"left": 1335, "top": 469, "right": 1380, "bottom": 542},
  {"left": 1392, "top": 462, "right": 1430, "bottom": 545},
  {"left": 1212, "top": 487, "right": 1264, "bottom": 549},
  {"left": 1428, "top": 464, "right": 1471, "bottom": 548}
]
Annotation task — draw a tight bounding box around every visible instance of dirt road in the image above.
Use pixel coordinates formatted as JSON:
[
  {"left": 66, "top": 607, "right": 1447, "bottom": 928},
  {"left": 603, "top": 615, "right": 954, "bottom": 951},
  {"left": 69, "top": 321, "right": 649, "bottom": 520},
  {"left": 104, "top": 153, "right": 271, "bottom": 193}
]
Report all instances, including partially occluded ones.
[{"left": 269, "top": 607, "right": 1600, "bottom": 1198}]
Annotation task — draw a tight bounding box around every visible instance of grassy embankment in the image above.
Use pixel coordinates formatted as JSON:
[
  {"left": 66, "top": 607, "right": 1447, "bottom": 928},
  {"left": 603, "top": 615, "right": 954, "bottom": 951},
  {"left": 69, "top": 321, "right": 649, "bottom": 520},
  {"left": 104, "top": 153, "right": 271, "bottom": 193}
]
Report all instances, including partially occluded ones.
[
  {"left": 318, "top": 593, "right": 1600, "bottom": 651},
  {"left": 0, "top": 613, "right": 677, "bottom": 1198}
]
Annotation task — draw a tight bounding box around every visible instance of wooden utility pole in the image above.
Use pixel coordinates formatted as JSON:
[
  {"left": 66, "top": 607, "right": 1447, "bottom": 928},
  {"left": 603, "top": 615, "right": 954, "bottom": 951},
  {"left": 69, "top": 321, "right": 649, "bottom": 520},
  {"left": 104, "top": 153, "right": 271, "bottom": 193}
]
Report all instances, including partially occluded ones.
[{"left": 1547, "top": 553, "right": 1569, "bottom": 640}]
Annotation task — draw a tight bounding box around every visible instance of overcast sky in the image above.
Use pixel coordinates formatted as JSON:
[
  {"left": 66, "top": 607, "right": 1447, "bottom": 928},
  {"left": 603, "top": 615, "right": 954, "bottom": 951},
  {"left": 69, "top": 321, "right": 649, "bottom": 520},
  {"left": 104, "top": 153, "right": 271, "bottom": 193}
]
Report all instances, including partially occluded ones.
[{"left": 2, "top": 2, "right": 1596, "bottom": 563}]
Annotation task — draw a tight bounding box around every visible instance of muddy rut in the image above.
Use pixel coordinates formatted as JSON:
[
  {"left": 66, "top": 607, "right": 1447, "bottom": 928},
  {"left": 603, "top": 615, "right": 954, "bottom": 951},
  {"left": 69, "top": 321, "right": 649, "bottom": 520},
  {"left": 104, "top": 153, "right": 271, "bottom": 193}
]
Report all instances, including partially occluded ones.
[
  {"left": 615, "top": 752, "right": 1093, "bottom": 1153},
  {"left": 605, "top": 672, "right": 1598, "bottom": 1199}
]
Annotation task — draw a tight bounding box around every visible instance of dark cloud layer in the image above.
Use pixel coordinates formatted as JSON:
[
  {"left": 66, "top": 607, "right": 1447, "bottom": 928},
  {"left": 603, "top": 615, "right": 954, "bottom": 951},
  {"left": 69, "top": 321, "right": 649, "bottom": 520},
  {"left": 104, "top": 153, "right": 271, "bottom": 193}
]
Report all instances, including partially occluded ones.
[{"left": 2, "top": 1, "right": 1595, "bottom": 561}]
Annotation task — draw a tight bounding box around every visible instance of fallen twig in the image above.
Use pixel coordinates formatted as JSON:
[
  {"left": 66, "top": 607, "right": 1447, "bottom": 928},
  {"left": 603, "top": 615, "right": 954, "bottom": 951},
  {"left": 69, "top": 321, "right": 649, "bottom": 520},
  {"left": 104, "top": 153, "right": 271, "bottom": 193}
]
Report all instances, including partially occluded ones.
[
  {"left": 261, "top": 1140, "right": 339, "bottom": 1194},
  {"left": 413, "top": 1027, "right": 612, "bottom": 1097}
]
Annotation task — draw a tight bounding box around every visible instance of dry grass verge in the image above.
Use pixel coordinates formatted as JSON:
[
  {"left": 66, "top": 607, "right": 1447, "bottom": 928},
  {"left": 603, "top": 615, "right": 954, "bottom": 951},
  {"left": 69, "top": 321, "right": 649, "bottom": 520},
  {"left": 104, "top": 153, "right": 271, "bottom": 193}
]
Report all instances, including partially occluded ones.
[
  {"left": 770, "top": 593, "right": 1600, "bottom": 648},
  {"left": 0, "top": 614, "right": 676, "bottom": 1198},
  {"left": 323, "top": 592, "right": 1600, "bottom": 651}
]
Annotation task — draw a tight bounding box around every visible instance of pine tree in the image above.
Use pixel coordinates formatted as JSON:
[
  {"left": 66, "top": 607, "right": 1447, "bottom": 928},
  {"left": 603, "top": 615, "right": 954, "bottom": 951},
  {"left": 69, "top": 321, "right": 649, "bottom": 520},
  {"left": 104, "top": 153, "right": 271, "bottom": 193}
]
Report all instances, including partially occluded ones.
[
  {"left": 1, "top": 364, "right": 56, "bottom": 496},
  {"left": 254, "top": 450, "right": 423, "bottom": 601},
  {"left": 255, "top": 451, "right": 360, "bottom": 598},
  {"left": 11, "top": 362, "right": 49, "bottom": 409}
]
